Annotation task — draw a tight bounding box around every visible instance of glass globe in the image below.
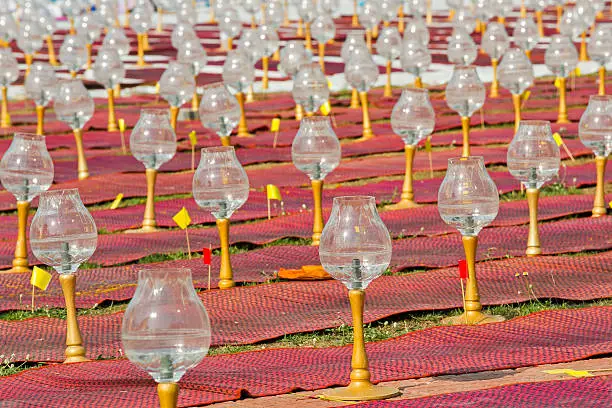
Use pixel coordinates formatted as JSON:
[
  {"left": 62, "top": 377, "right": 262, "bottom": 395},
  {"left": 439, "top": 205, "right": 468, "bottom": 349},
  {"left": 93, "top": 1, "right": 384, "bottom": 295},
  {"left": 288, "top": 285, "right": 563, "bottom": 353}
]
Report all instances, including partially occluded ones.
[
  {"left": 171, "top": 22, "right": 197, "bottom": 50},
  {"left": 279, "top": 40, "right": 310, "bottom": 78},
  {"left": 54, "top": 79, "right": 94, "bottom": 130},
  {"left": 93, "top": 47, "right": 125, "bottom": 89},
  {"left": 199, "top": 82, "right": 240, "bottom": 141},
  {"left": 482, "top": 22, "right": 510, "bottom": 60},
  {"left": 222, "top": 49, "right": 255, "bottom": 93},
  {"left": 263, "top": 0, "right": 284, "bottom": 29},
  {"left": 438, "top": 157, "right": 499, "bottom": 237},
  {"left": 391, "top": 88, "right": 435, "bottom": 146},
  {"left": 319, "top": 196, "right": 391, "bottom": 290},
  {"left": 122, "top": 268, "right": 211, "bottom": 384},
  {"left": 358, "top": 0, "right": 381, "bottom": 30},
  {"left": 159, "top": 61, "right": 195, "bottom": 108},
  {"left": 129, "top": 5, "right": 153, "bottom": 34},
  {"left": 376, "top": 27, "right": 402, "bottom": 61},
  {"left": 404, "top": 18, "right": 429, "bottom": 46},
  {"left": 292, "top": 63, "right": 330, "bottom": 114},
  {"left": 0, "top": 133, "right": 54, "bottom": 203},
  {"left": 341, "top": 30, "right": 367, "bottom": 61},
  {"left": 130, "top": 109, "right": 177, "bottom": 171},
  {"left": 292, "top": 116, "right": 341, "bottom": 181},
  {"left": 17, "top": 20, "right": 44, "bottom": 55},
  {"left": 498, "top": 48, "right": 534, "bottom": 95},
  {"left": 75, "top": 13, "right": 101, "bottom": 45},
  {"left": 312, "top": 14, "right": 335, "bottom": 45},
  {"left": 507, "top": 120, "right": 561, "bottom": 190},
  {"left": 579, "top": 95, "right": 612, "bottom": 158},
  {"left": 588, "top": 23, "right": 612, "bottom": 67},
  {"left": 447, "top": 27, "right": 477, "bottom": 66},
  {"left": 102, "top": 27, "right": 131, "bottom": 57},
  {"left": 259, "top": 25, "right": 280, "bottom": 57},
  {"left": 0, "top": 48, "right": 19, "bottom": 87},
  {"left": 25, "top": 62, "right": 57, "bottom": 107},
  {"left": 193, "top": 146, "right": 249, "bottom": 220},
  {"left": 0, "top": 12, "right": 17, "bottom": 44},
  {"left": 544, "top": 35, "right": 579, "bottom": 78},
  {"left": 59, "top": 34, "right": 88, "bottom": 74},
  {"left": 400, "top": 38, "right": 431, "bottom": 78},
  {"left": 513, "top": 17, "right": 539, "bottom": 52},
  {"left": 453, "top": 8, "right": 477, "bottom": 34},
  {"left": 238, "top": 28, "right": 265, "bottom": 64},
  {"left": 445, "top": 66, "right": 486, "bottom": 118},
  {"left": 177, "top": 39, "right": 208, "bottom": 77},
  {"left": 219, "top": 7, "right": 242, "bottom": 40},
  {"left": 30, "top": 188, "right": 98, "bottom": 275},
  {"left": 344, "top": 51, "right": 379, "bottom": 92}
]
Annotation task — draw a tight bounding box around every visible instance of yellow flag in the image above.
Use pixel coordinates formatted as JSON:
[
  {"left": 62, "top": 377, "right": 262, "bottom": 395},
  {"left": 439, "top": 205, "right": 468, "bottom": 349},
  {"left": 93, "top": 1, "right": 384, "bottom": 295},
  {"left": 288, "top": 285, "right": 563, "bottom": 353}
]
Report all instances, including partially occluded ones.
[
  {"left": 544, "top": 369, "right": 593, "bottom": 378},
  {"left": 266, "top": 184, "right": 281, "bottom": 201},
  {"left": 31, "top": 266, "right": 52, "bottom": 291},
  {"left": 554, "top": 77, "right": 562, "bottom": 88},
  {"left": 575, "top": 67, "right": 581, "bottom": 77},
  {"left": 425, "top": 137, "right": 432, "bottom": 152},
  {"left": 189, "top": 130, "right": 197, "bottom": 146},
  {"left": 521, "top": 90, "right": 531, "bottom": 103},
  {"left": 118, "top": 118, "right": 126, "bottom": 132},
  {"left": 110, "top": 193, "right": 123, "bottom": 210},
  {"left": 327, "top": 79, "right": 332, "bottom": 89},
  {"left": 552, "top": 132, "right": 563, "bottom": 147},
  {"left": 155, "top": 82, "right": 160, "bottom": 93},
  {"left": 321, "top": 101, "right": 331, "bottom": 116},
  {"left": 172, "top": 207, "right": 191, "bottom": 230},
  {"left": 270, "top": 118, "right": 281, "bottom": 132}
]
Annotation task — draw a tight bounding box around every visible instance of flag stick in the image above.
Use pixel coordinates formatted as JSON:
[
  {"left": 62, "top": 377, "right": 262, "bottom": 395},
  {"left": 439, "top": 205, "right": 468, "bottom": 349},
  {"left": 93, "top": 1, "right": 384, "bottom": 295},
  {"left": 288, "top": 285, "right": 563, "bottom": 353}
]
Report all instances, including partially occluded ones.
[
  {"left": 191, "top": 145, "right": 195, "bottom": 172},
  {"left": 460, "top": 278, "right": 467, "bottom": 325},
  {"left": 427, "top": 136, "right": 433, "bottom": 178},
  {"left": 273, "top": 130, "right": 279, "bottom": 148},
  {"left": 267, "top": 198, "right": 271, "bottom": 220},
  {"left": 480, "top": 108, "right": 485, "bottom": 129},
  {"left": 31, "top": 285, "right": 35, "bottom": 312},
  {"left": 185, "top": 228, "right": 192, "bottom": 259},
  {"left": 208, "top": 244, "right": 212, "bottom": 291},
  {"left": 561, "top": 143, "right": 575, "bottom": 161},
  {"left": 120, "top": 129, "right": 127, "bottom": 154}
]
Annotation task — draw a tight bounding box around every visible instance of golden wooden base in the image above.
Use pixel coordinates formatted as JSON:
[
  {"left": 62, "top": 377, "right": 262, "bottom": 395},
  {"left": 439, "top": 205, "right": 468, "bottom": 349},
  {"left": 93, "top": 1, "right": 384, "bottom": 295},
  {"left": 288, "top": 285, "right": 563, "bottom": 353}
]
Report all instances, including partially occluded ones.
[
  {"left": 158, "top": 383, "right": 179, "bottom": 408},
  {"left": 490, "top": 59, "right": 499, "bottom": 98},
  {"left": 350, "top": 89, "right": 360, "bottom": 109},
  {"left": 2, "top": 266, "right": 32, "bottom": 274},
  {"left": 526, "top": 188, "right": 541, "bottom": 257},
  {"left": 593, "top": 156, "right": 608, "bottom": 217},
  {"left": 384, "top": 61, "right": 392, "bottom": 97},
  {"left": 321, "top": 383, "right": 400, "bottom": 402},
  {"left": 125, "top": 225, "right": 160, "bottom": 234},
  {"left": 442, "top": 311, "right": 506, "bottom": 326},
  {"left": 384, "top": 200, "right": 422, "bottom": 211},
  {"left": 220, "top": 136, "right": 231, "bottom": 147},
  {"left": 73, "top": 128, "right": 89, "bottom": 180},
  {"left": 217, "top": 218, "right": 235, "bottom": 290},
  {"left": 461, "top": 116, "right": 471, "bottom": 157},
  {"left": 311, "top": 180, "right": 323, "bottom": 246},
  {"left": 60, "top": 274, "right": 89, "bottom": 364}
]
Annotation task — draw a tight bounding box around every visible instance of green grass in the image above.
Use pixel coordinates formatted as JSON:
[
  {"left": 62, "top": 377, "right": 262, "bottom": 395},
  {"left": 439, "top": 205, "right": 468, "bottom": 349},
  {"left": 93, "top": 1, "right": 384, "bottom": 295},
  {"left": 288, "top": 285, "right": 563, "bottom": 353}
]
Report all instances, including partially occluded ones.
[
  {"left": 501, "top": 182, "right": 582, "bottom": 202},
  {"left": 0, "top": 357, "right": 43, "bottom": 376},
  {"left": 0, "top": 302, "right": 127, "bottom": 321}
]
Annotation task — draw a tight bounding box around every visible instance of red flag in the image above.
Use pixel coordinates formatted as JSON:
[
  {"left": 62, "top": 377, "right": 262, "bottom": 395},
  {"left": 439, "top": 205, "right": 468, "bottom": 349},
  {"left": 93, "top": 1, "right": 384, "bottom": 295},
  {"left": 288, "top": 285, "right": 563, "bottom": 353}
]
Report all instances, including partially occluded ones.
[
  {"left": 202, "top": 247, "right": 211, "bottom": 265},
  {"left": 458, "top": 260, "right": 468, "bottom": 279}
]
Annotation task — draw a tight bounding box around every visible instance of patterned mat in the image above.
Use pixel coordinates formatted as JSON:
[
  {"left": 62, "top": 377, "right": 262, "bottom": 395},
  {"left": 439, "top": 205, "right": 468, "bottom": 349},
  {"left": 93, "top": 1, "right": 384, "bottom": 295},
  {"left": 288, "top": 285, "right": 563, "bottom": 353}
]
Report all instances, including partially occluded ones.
[
  {"left": 1, "top": 252, "right": 610, "bottom": 360},
  {"left": 0, "top": 307, "right": 610, "bottom": 407}
]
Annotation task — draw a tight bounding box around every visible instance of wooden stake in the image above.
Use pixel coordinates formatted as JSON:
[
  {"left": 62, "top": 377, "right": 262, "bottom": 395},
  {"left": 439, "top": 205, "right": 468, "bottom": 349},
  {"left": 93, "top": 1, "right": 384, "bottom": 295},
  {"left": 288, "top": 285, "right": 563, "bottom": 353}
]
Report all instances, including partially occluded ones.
[
  {"left": 267, "top": 198, "right": 271, "bottom": 220},
  {"left": 208, "top": 244, "right": 212, "bottom": 291},
  {"left": 185, "top": 229, "right": 192, "bottom": 259},
  {"left": 460, "top": 278, "right": 467, "bottom": 325},
  {"left": 31, "top": 285, "right": 35, "bottom": 312}
]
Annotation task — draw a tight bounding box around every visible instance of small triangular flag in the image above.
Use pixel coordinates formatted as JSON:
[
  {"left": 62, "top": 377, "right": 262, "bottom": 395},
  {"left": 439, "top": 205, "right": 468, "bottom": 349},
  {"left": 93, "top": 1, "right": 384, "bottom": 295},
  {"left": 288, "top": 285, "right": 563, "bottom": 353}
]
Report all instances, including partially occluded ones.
[
  {"left": 172, "top": 207, "right": 191, "bottom": 230},
  {"left": 118, "top": 118, "right": 126, "bottom": 132},
  {"left": 266, "top": 184, "right": 282, "bottom": 201},
  {"left": 31, "top": 266, "right": 52, "bottom": 291},
  {"left": 321, "top": 101, "right": 331, "bottom": 116},
  {"left": 155, "top": 82, "right": 160, "bottom": 93},
  {"left": 521, "top": 90, "right": 530, "bottom": 103},
  {"left": 574, "top": 67, "right": 581, "bottom": 77},
  {"left": 425, "top": 137, "right": 432, "bottom": 152},
  {"left": 189, "top": 130, "right": 197, "bottom": 146},
  {"left": 202, "top": 247, "right": 211, "bottom": 265},
  {"left": 552, "top": 132, "right": 563, "bottom": 147},
  {"left": 110, "top": 193, "right": 123, "bottom": 210},
  {"left": 327, "top": 79, "right": 332, "bottom": 89},
  {"left": 458, "top": 260, "right": 468, "bottom": 279},
  {"left": 554, "top": 77, "right": 562, "bottom": 88},
  {"left": 270, "top": 117, "right": 281, "bottom": 132}
]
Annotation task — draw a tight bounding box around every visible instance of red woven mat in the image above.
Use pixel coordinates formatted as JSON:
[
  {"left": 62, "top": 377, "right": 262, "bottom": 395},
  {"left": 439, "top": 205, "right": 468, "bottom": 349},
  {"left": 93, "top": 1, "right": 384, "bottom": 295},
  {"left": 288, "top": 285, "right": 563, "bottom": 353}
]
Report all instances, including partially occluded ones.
[
  {"left": 1, "top": 252, "right": 610, "bottom": 360},
  {"left": 0, "top": 307, "right": 610, "bottom": 407},
  {"left": 344, "top": 376, "right": 612, "bottom": 408}
]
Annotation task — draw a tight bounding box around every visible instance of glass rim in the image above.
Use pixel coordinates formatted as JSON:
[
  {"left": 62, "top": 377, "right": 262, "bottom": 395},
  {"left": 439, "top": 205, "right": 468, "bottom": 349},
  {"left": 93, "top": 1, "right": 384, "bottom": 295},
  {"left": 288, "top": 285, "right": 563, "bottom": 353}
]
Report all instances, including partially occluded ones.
[
  {"left": 301, "top": 115, "right": 331, "bottom": 123},
  {"left": 201, "top": 145, "right": 235, "bottom": 154},
  {"left": 453, "top": 65, "right": 477, "bottom": 71},
  {"left": 140, "top": 108, "right": 170, "bottom": 115},
  {"left": 518, "top": 120, "right": 551, "bottom": 127},
  {"left": 401, "top": 87, "right": 428, "bottom": 95},
  {"left": 589, "top": 95, "right": 612, "bottom": 102},
  {"left": 332, "top": 195, "right": 376, "bottom": 204},
  {"left": 201, "top": 81, "right": 228, "bottom": 90},
  {"left": 39, "top": 188, "right": 80, "bottom": 197},
  {"left": 448, "top": 156, "right": 484, "bottom": 164},
  {"left": 14, "top": 132, "right": 45, "bottom": 141},
  {"left": 137, "top": 267, "right": 193, "bottom": 280}
]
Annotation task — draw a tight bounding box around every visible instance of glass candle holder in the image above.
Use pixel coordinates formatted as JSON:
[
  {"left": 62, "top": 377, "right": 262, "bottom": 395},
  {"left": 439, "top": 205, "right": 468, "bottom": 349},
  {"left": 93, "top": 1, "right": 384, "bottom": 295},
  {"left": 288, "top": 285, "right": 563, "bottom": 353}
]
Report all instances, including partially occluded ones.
[
  {"left": 297, "top": 0, "right": 317, "bottom": 49},
  {"left": 159, "top": 61, "right": 196, "bottom": 130},
  {"left": 578, "top": 95, "right": 612, "bottom": 217},
  {"left": 122, "top": 268, "right": 211, "bottom": 408},
  {"left": 341, "top": 30, "right": 367, "bottom": 110},
  {"left": 0, "top": 47, "right": 18, "bottom": 128},
  {"left": 93, "top": 47, "right": 125, "bottom": 132},
  {"left": 129, "top": 109, "right": 177, "bottom": 232},
  {"left": 447, "top": 27, "right": 478, "bottom": 66},
  {"left": 199, "top": 83, "right": 240, "bottom": 147},
  {"left": 222, "top": 49, "right": 255, "bottom": 137},
  {"left": 17, "top": 20, "right": 44, "bottom": 76},
  {"left": 24, "top": 62, "right": 57, "bottom": 136},
  {"left": 311, "top": 14, "right": 336, "bottom": 74},
  {"left": 445, "top": 66, "right": 486, "bottom": 157},
  {"left": 292, "top": 116, "right": 341, "bottom": 245},
  {"left": 345, "top": 52, "right": 379, "bottom": 141},
  {"left": 0, "top": 12, "right": 17, "bottom": 47},
  {"left": 358, "top": 0, "right": 381, "bottom": 52},
  {"left": 177, "top": 39, "right": 209, "bottom": 112},
  {"left": 319, "top": 196, "right": 400, "bottom": 401},
  {"left": 292, "top": 63, "right": 330, "bottom": 116},
  {"left": 387, "top": 88, "right": 435, "bottom": 210},
  {"left": 193, "top": 146, "right": 249, "bottom": 289},
  {"left": 30, "top": 188, "right": 97, "bottom": 363},
  {"left": 59, "top": 34, "right": 88, "bottom": 78},
  {"left": 512, "top": 16, "right": 539, "bottom": 59},
  {"left": 218, "top": 7, "right": 242, "bottom": 50},
  {"left": 103, "top": 27, "right": 131, "bottom": 58},
  {"left": 438, "top": 157, "right": 504, "bottom": 325},
  {"left": 481, "top": 22, "right": 509, "bottom": 98},
  {"left": 75, "top": 14, "right": 101, "bottom": 70},
  {"left": 544, "top": 35, "right": 578, "bottom": 124},
  {"left": 258, "top": 25, "right": 280, "bottom": 90},
  {"left": 279, "top": 40, "right": 310, "bottom": 119},
  {"left": 54, "top": 79, "right": 94, "bottom": 180},
  {"left": 498, "top": 48, "right": 534, "bottom": 132},
  {"left": 376, "top": 27, "right": 401, "bottom": 97},
  {"left": 588, "top": 23, "right": 612, "bottom": 96},
  {"left": 236, "top": 29, "right": 264, "bottom": 104},
  {"left": 171, "top": 22, "right": 197, "bottom": 50},
  {"left": 129, "top": 5, "right": 153, "bottom": 66},
  {"left": 400, "top": 38, "right": 431, "bottom": 88},
  {"left": 0, "top": 133, "right": 53, "bottom": 273},
  {"left": 507, "top": 121, "right": 560, "bottom": 256}
]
